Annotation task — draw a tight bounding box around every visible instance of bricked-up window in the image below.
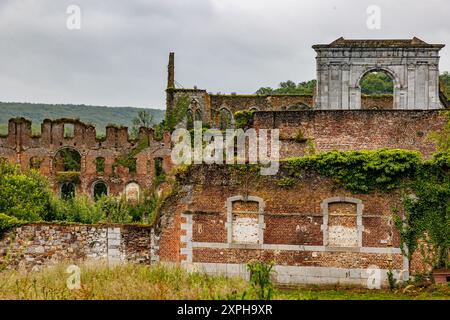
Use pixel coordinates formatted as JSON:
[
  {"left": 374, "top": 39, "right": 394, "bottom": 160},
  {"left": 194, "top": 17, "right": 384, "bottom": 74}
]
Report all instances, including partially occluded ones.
[
  {"left": 321, "top": 197, "right": 364, "bottom": 248},
  {"left": 231, "top": 200, "right": 260, "bottom": 244},
  {"left": 95, "top": 157, "right": 105, "bottom": 173},
  {"left": 328, "top": 202, "right": 358, "bottom": 247},
  {"left": 64, "top": 123, "right": 74, "bottom": 138}
]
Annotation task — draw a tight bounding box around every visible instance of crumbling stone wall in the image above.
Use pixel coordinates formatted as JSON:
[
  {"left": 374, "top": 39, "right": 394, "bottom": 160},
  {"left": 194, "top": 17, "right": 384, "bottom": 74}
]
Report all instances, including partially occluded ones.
[
  {"left": 0, "top": 118, "right": 172, "bottom": 199},
  {"left": 0, "top": 223, "right": 154, "bottom": 269}
]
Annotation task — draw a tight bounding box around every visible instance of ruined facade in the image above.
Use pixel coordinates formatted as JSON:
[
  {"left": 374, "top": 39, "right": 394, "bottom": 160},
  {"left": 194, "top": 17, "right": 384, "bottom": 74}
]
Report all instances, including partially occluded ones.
[
  {"left": 0, "top": 37, "right": 448, "bottom": 286},
  {"left": 166, "top": 37, "right": 447, "bottom": 129},
  {"left": 0, "top": 118, "right": 172, "bottom": 200},
  {"left": 313, "top": 37, "right": 445, "bottom": 110}
]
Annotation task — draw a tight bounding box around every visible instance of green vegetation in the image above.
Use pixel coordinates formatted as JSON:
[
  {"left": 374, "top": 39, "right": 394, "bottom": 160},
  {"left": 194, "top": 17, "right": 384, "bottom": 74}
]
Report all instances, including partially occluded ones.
[
  {"left": 284, "top": 149, "right": 422, "bottom": 193},
  {"left": 441, "top": 71, "right": 450, "bottom": 97},
  {"left": 0, "top": 262, "right": 447, "bottom": 300},
  {"left": 130, "top": 110, "right": 154, "bottom": 138},
  {"left": 255, "top": 72, "right": 450, "bottom": 96},
  {"left": 360, "top": 71, "right": 394, "bottom": 95},
  {"left": 0, "top": 102, "right": 164, "bottom": 137},
  {"left": 234, "top": 110, "right": 255, "bottom": 129},
  {"left": 255, "top": 80, "right": 316, "bottom": 95},
  {"left": 247, "top": 262, "right": 275, "bottom": 300},
  {"left": 0, "top": 160, "right": 161, "bottom": 233}
]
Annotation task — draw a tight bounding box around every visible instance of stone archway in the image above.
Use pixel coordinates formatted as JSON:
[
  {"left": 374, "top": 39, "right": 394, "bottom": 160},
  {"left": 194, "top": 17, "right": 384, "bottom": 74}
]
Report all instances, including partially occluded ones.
[{"left": 313, "top": 37, "right": 445, "bottom": 110}]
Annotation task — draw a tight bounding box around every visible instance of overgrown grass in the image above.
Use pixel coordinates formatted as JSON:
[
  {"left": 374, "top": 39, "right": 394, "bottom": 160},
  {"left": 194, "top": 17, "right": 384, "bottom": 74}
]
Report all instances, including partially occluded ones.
[
  {"left": 0, "top": 263, "right": 448, "bottom": 300},
  {"left": 0, "top": 263, "right": 248, "bottom": 300}
]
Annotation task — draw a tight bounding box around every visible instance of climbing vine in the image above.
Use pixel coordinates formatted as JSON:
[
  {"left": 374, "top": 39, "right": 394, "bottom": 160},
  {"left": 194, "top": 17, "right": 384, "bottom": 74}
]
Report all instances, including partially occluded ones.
[{"left": 284, "top": 148, "right": 422, "bottom": 193}]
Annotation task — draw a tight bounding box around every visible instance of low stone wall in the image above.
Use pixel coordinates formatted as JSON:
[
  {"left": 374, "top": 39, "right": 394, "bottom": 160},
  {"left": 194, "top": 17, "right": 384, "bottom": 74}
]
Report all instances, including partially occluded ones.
[{"left": 0, "top": 223, "right": 155, "bottom": 270}]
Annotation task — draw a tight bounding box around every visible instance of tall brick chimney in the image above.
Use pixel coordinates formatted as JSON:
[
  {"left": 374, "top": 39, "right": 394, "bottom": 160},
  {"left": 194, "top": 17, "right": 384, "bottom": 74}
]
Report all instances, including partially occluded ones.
[{"left": 167, "top": 52, "right": 175, "bottom": 89}]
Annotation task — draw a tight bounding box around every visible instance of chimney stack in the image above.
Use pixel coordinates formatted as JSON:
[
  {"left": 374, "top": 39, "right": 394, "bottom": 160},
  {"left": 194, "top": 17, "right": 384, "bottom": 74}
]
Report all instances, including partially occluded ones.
[{"left": 167, "top": 52, "right": 175, "bottom": 89}]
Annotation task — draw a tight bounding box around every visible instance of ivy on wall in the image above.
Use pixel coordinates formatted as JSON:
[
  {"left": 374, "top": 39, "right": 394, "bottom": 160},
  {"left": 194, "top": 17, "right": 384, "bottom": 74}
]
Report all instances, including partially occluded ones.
[{"left": 284, "top": 148, "right": 422, "bottom": 193}]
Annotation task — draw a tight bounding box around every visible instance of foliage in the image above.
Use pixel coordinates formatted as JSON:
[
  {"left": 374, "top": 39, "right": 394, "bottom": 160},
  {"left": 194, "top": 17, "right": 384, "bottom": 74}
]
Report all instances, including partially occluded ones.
[
  {"left": 360, "top": 71, "right": 394, "bottom": 95},
  {"left": 429, "top": 111, "right": 450, "bottom": 153},
  {"left": 277, "top": 177, "right": 296, "bottom": 188},
  {"left": 95, "top": 157, "right": 105, "bottom": 173},
  {"left": 440, "top": 71, "right": 450, "bottom": 97},
  {"left": 0, "top": 263, "right": 248, "bottom": 300},
  {"left": 54, "top": 148, "right": 81, "bottom": 172},
  {"left": 114, "top": 136, "right": 148, "bottom": 173},
  {"left": 0, "top": 213, "right": 25, "bottom": 235},
  {"left": 387, "top": 268, "right": 397, "bottom": 291},
  {"left": 246, "top": 261, "right": 275, "bottom": 300},
  {"left": 165, "top": 94, "right": 190, "bottom": 131},
  {"left": 0, "top": 161, "right": 53, "bottom": 221},
  {"left": 285, "top": 149, "right": 422, "bottom": 193},
  {"left": 255, "top": 80, "right": 316, "bottom": 95},
  {"left": 234, "top": 110, "right": 255, "bottom": 129},
  {"left": 55, "top": 171, "right": 81, "bottom": 184},
  {"left": 50, "top": 195, "right": 107, "bottom": 224},
  {"left": 130, "top": 110, "right": 154, "bottom": 138},
  {"left": 394, "top": 169, "right": 450, "bottom": 270}
]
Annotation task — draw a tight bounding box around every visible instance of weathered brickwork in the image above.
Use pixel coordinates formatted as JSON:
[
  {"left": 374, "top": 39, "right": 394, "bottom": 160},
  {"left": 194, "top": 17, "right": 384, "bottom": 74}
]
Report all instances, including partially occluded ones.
[
  {"left": 254, "top": 110, "right": 447, "bottom": 159},
  {"left": 0, "top": 118, "right": 172, "bottom": 199},
  {"left": 156, "top": 165, "right": 415, "bottom": 285},
  {"left": 0, "top": 223, "right": 153, "bottom": 269}
]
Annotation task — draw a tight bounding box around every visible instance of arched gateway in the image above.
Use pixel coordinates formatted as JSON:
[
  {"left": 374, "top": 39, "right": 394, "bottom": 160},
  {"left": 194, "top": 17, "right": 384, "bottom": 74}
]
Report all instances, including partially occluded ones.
[{"left": 313, "top": 37, "right": 445, "bottom": 110}]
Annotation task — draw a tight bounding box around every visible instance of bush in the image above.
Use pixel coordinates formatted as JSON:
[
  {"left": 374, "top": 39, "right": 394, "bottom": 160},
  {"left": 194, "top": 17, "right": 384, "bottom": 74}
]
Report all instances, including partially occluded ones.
[
  {"left": 247, "top": 261, "right": 275, "bottom": 300},
  {"left": 0, "top": 161, "right": 53, "bottom": 221},
  {"left": 0, "top": 213, "right": 25, "bottom": 235}
]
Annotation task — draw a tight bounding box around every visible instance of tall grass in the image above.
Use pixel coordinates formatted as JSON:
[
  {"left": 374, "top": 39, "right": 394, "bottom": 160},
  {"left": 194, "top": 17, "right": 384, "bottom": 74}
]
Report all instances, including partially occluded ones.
[{"left": 0, "top": 262, "right": 248, "bottom": 300}]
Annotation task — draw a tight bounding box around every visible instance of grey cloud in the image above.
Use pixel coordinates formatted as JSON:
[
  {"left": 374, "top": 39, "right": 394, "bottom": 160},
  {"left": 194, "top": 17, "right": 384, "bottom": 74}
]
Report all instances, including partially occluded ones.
[{"left": 0, "top": 0, "right": 448, "bottom": 109}]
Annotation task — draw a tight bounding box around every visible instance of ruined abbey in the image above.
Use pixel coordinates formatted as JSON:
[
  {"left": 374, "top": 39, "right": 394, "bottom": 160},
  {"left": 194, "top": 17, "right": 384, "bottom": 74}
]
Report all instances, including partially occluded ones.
[{"left": 0, "top": 37, "right": 448, "bottom": 286}]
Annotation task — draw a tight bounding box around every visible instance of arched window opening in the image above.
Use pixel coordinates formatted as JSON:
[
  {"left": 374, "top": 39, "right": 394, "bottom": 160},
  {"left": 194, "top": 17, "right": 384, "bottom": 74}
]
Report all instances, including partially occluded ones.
[
  {"left": 219, "top": 108, "right": 233, "bottom": 130},
  {"left": 93, "top": 181, "right": 108, "bottom": 200},
  {"left": 54, "top": 148, "right": 81, "bottom": 172},
  {"left": 61, "top": 182, "right": 76, "bottom": 200},
  {"left": 360, "top": 70, "right": 394, "bottom": 109}
]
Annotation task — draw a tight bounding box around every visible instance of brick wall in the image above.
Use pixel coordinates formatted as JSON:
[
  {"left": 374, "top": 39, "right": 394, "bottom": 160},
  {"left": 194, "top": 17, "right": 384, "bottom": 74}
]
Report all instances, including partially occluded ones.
[
  {"left": 157, "top": 165, "right": 418, "bottom": 285},
  {"left": 0, "top": 118, "right": 172, "bottom": 199},
  {"left": 254, "top": 110, "right": 446, "bottom": 159}
]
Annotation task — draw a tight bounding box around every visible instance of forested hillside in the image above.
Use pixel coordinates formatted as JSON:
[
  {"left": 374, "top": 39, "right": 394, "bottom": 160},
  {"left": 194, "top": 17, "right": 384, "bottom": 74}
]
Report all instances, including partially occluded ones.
[{"left": 0, "top": 102, "right": 165, "bottom": 136}]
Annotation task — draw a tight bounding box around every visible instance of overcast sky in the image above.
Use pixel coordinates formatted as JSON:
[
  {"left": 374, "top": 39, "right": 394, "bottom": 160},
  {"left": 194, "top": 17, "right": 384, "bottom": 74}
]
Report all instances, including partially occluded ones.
[{"left": 0, "top": 0, "right": 449, "bottom": 109}]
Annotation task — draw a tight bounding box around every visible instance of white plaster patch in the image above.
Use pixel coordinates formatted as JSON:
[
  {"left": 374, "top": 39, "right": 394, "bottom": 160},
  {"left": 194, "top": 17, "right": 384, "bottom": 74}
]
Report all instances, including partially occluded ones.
[
  {"left": 232, "top": 216, "right": 259, "bottom": 244},
  {"left": 328, "top": 226, "right": 358, "bottom": 247}
]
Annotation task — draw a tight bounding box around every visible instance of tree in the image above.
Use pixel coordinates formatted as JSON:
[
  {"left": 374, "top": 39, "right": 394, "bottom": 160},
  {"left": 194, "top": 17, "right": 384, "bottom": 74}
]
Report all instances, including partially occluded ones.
[
  {"left": 0, "top": 160, "right": 53, "bottom": 221},
  {"left": 131, "top": 110, "right": 154, "bottom": 138}
]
